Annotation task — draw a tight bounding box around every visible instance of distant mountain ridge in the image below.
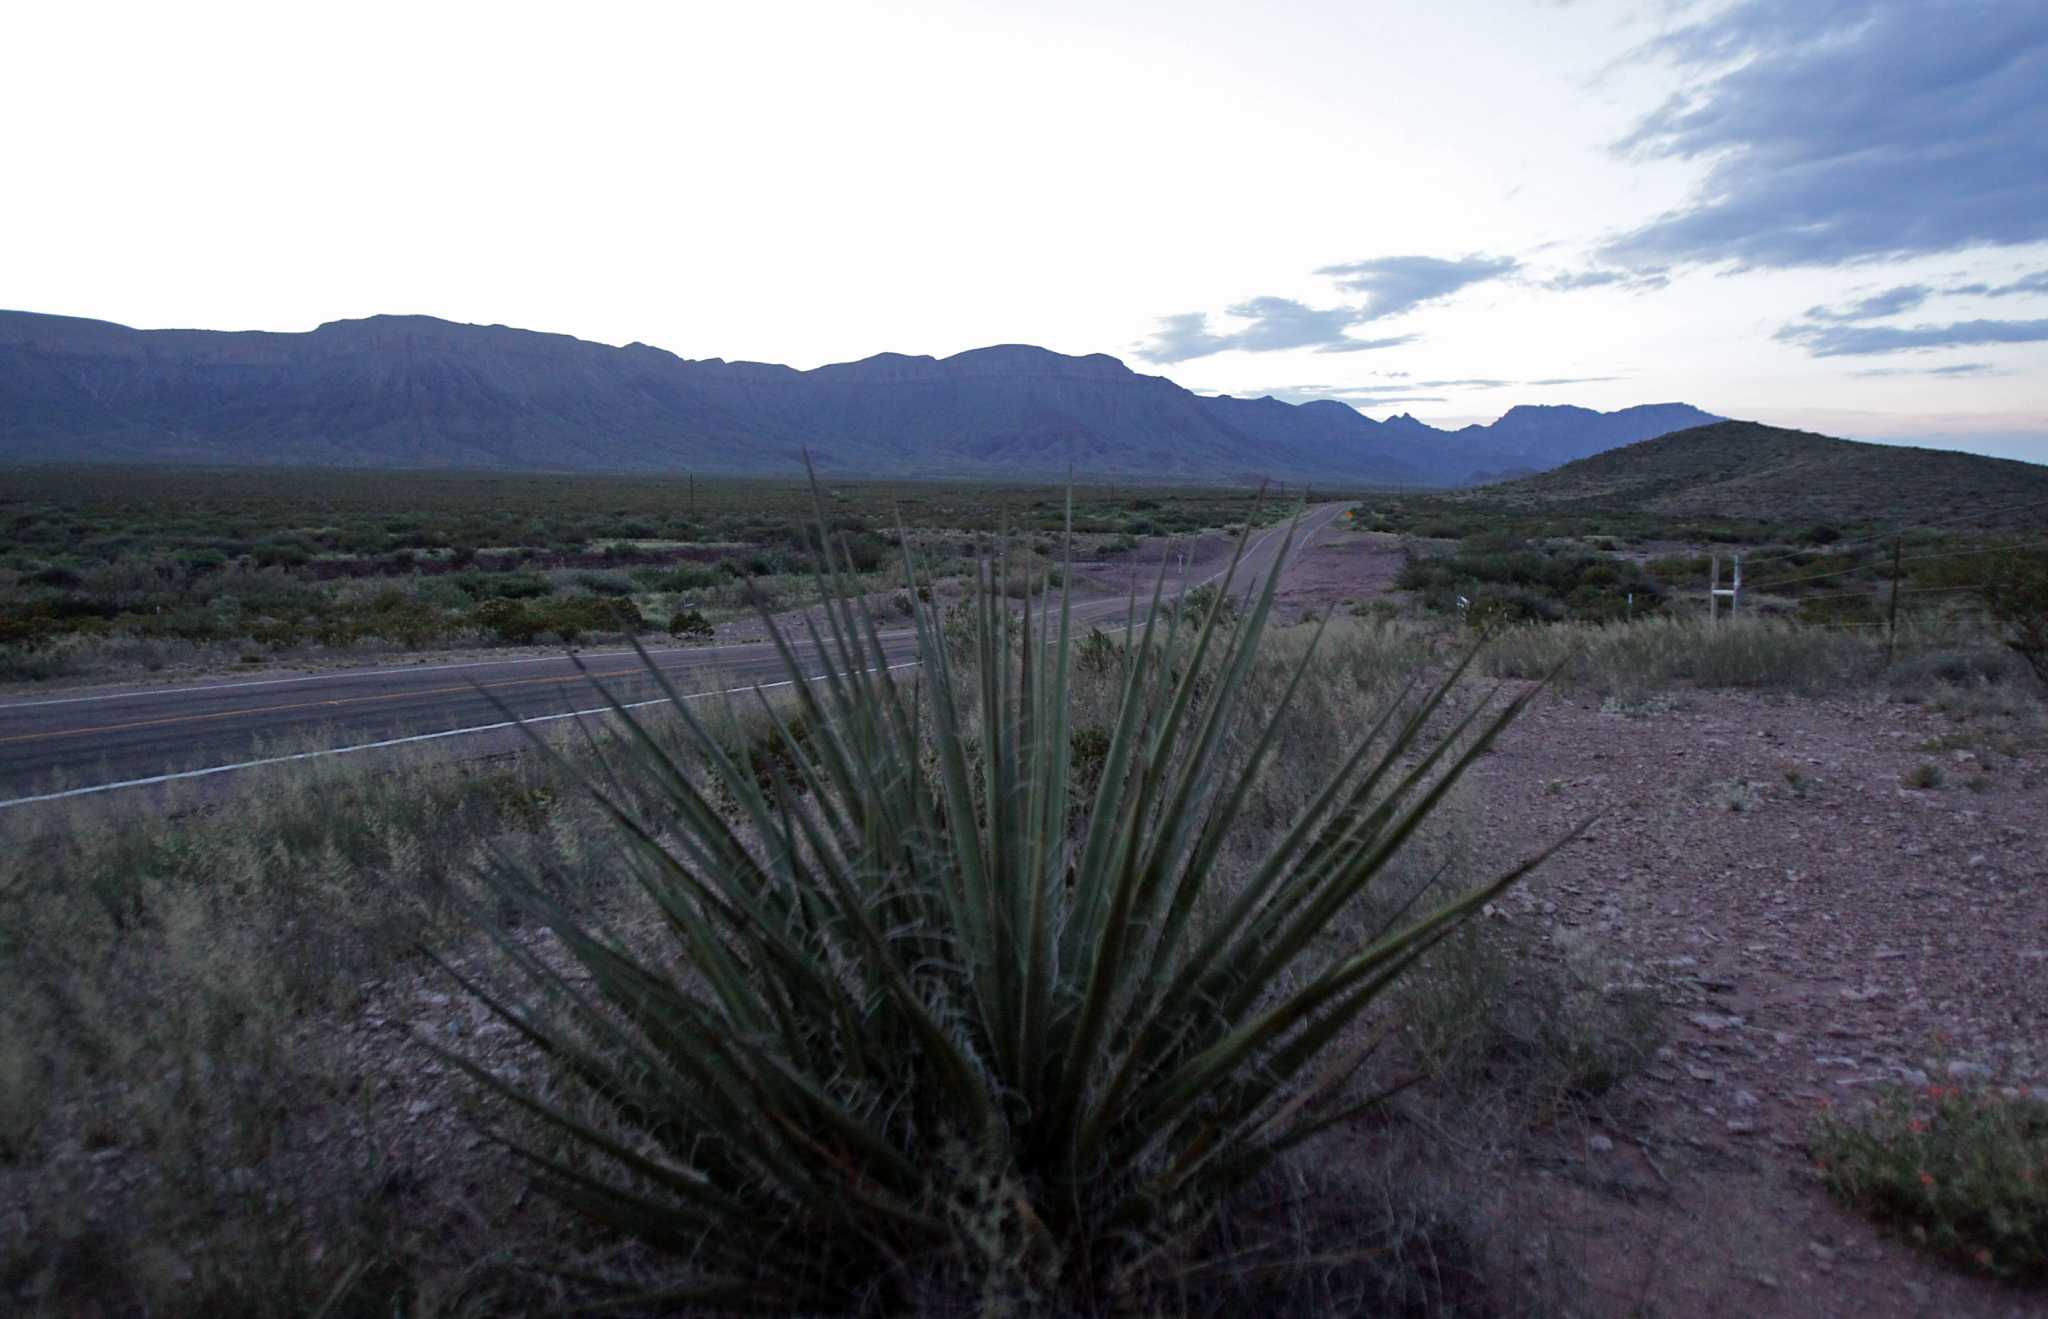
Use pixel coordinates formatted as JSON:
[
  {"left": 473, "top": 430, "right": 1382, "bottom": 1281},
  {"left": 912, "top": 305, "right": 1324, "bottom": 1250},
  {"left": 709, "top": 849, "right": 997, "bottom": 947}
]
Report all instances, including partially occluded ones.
[{"left": 0, "top": 311, "right": 1722, "bottom": 485}]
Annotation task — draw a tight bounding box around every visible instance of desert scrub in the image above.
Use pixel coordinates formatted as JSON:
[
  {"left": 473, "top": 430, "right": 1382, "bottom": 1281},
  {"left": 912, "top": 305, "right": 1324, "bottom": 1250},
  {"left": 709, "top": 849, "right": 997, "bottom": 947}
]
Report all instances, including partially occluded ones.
[
  {"left": 1485, "top": 615, "right": 1880, "bottom": 696},
  {"left": 1903, "top": 762, "right": 1947, "bottom": 790},
  {"left": 0, "top": 740, "right": 613, "bottom": 1316},
  {"left": 442, "top": 506, "right": 1572, "bottom": 1312},
  {"left": 1816, "top": 1084, "right": 2048, "bottom": 1280},
  {"left": 1403, "top": 924, "right": 1663, "bottom": 1116}
]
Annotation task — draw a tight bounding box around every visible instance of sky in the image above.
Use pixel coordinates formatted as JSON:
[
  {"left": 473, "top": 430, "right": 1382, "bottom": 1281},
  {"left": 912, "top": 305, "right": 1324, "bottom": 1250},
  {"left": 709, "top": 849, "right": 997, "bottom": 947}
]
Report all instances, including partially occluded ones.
[{"left": 4, "top": 0, "right": 2045, "bottom": 462}]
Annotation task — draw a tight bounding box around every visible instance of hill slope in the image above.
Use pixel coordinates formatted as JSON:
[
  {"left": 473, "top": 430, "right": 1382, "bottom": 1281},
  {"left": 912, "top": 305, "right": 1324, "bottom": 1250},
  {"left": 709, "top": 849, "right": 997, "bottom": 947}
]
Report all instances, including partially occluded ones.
[
  {"left": 1467, "top": 420, "right": 2048, "bottom": 528},
  {"left": 0, "top": 310, "right": 1718, "bottom": 484}
]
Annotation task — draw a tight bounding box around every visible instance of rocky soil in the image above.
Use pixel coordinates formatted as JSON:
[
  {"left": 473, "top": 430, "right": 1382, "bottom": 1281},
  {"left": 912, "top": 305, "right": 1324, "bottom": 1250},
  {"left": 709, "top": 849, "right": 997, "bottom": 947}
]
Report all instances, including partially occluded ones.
[
  {"left": 1272, "top": 518, "right": 2048, "bottom": 1316},
  {"left": 1468, "top": 686, "right": 2044, "bottom": 1317}
]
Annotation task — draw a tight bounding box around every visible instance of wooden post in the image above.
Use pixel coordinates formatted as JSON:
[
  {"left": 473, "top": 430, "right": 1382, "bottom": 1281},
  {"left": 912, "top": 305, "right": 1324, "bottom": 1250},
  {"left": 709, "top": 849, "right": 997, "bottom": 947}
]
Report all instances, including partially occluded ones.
[
  {"left": 1710, "top": 554, "right": 1720, "bottom": 624},
  {"left": 1732, "top": 554, "right": 1742, "bottom": 618},
  {"left": 1885, "top": 535, "right": 1903, "bottom": 666}
]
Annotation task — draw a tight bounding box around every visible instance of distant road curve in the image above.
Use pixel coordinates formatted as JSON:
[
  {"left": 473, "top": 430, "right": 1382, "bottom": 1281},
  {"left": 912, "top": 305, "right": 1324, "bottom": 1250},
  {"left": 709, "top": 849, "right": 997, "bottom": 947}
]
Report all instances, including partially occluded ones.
[{"left": 0, "top": 503, "right": 1348, "bottom": 808}]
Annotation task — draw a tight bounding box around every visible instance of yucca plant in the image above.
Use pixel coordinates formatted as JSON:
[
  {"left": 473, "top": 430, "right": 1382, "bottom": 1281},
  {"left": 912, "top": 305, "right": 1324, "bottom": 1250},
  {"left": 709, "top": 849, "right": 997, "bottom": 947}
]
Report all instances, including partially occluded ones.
[{"left": 435, "top": 498, "right": 1570, "bottom": 1312}]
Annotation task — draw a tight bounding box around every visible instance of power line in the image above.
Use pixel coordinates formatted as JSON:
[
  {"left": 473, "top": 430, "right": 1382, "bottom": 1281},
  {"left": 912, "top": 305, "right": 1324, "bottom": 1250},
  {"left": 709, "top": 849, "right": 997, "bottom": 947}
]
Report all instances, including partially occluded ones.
[{"left": 1793, "top": 583, "right": 1988, "bottom": 607}]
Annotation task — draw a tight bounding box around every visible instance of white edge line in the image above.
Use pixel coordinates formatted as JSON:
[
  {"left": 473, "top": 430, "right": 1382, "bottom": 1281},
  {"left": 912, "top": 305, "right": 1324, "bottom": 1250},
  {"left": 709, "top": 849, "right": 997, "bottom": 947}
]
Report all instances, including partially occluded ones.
[
  {"left": 0, "top": 661, "right": 922, "bottom": 810},
  {"left": 0, "top": 640, "right": 791, "bottom": 711}
]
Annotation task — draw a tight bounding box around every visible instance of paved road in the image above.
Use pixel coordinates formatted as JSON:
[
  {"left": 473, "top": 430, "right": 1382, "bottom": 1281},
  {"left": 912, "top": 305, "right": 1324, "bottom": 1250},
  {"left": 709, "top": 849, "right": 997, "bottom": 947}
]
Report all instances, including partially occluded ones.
[{"left": 0, "top": 503, "right": 1347, "bottom": 808}]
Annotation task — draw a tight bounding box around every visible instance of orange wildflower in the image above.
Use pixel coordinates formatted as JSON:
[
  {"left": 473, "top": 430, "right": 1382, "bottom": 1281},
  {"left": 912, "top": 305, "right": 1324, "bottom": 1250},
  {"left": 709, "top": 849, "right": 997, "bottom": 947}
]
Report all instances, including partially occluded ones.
[{"left": 1917, "top": 1169, "right": 1935, "bottom": 1187}]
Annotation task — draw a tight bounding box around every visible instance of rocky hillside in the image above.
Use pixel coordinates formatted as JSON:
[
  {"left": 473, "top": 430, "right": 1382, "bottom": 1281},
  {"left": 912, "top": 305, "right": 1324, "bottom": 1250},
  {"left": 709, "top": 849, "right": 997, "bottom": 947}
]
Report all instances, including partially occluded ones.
[{"left": 1465, "top": 420, "right": 2048, "bottom": 527}]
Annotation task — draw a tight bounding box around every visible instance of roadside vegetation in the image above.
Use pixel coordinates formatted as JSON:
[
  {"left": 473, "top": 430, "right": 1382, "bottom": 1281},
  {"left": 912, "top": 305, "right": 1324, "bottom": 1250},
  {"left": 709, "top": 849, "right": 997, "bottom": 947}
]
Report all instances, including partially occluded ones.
[
  {"left": 0, "top": 467, "right": 1299, "bottom": 684},
  {"left": 6, "top": 476, "right": 2046, "bottom": 1313},
  {"left": 0, "top": 517, "right": 1660, "bottom": 1316}
]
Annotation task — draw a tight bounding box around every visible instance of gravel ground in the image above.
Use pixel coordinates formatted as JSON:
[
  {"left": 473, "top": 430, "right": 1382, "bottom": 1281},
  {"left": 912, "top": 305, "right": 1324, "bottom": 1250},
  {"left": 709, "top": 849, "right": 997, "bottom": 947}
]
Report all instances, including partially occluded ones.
[{"left": 1467, "top": 687, "right": 2044, "bottom": 1317}]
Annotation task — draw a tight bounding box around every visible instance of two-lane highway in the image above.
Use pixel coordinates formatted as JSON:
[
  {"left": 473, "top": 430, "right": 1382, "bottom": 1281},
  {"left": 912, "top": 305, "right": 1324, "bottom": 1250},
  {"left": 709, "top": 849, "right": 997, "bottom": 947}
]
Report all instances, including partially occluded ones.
[{"left": 0, "top": 503, "right": 1347, "bottom": 808}]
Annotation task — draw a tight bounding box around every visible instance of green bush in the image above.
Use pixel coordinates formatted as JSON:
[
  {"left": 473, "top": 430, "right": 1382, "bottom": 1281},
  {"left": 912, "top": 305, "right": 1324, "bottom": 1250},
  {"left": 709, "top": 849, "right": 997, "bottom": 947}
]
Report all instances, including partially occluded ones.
[
  {"left": 475, "top": 598, "right": 543, "bottom": 645},
  {"left": 1817, "top": 1084, "right": 2048, "bottom": 1280},
  {"left": 1984, "top": 551, "right": 2048, "bottom": 685},
  {"left": 439, "top": 518, "right": 1565, "bottom": 1311},
  {"left": 666, "top": 607, "right": 714, "bottom": 641}
]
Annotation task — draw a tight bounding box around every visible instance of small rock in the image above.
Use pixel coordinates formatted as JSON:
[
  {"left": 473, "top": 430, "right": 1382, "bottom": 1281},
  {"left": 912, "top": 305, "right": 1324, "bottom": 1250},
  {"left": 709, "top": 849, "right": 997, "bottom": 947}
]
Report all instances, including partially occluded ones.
[
  {"left": 1733, "top": 1089, "right": 1760, "bottom": 1108},
  {"left": 1691, "top": 1012, "right": 1744, "bottom": 1032},
  {"left": 1588, "top": 1134, "right": 1615, "bottom": 1153},
  {"left": 1946, "top": 1060, "right": 1992, "bottom": 1081}
]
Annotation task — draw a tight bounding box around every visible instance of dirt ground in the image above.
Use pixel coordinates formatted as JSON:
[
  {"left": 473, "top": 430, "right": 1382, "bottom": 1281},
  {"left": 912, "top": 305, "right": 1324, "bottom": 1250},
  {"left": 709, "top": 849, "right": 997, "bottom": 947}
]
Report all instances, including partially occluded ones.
[{"left": 1277, "top": 521, "right": 2048, "bottom": 1318}]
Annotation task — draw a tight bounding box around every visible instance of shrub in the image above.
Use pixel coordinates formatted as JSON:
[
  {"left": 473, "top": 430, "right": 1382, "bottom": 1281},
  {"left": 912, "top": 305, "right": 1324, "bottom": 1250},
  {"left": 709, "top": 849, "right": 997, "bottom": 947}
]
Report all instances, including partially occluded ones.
[
  {"left": 439, "top": 516, "right": 1567, "bottom": 1311},
  {"left": 666, "top": 608, "right": 714, "bottom": 641},
  {"left": 1903, "top": 762, "right": 1947, "bottom": 790},
  {"left": 1817, "top": 1084, "right": 2048, "bottom": 1280},
  {"left": 1984, "top": 551, "right": 2048, "bottom": 686},
  {"left": 572, "top": 571, "right": 634, "bottom": 597},
  {"left": 475, "top": 598, "right": 543, "bottom": 645}
]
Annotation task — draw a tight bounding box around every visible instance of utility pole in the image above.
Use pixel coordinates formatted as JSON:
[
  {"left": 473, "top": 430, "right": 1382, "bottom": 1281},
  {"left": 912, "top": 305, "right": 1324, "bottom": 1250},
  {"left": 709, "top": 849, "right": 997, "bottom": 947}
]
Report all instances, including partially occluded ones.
[{"left": 1885, "top": 535, "right": 1903, "bottom": 667}]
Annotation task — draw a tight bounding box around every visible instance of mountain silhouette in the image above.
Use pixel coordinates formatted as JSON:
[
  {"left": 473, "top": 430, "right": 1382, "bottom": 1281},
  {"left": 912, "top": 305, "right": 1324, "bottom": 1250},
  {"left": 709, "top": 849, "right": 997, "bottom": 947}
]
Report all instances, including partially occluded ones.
[{"left": 0, "top": 311, "right": 1721, "bottom": 484}]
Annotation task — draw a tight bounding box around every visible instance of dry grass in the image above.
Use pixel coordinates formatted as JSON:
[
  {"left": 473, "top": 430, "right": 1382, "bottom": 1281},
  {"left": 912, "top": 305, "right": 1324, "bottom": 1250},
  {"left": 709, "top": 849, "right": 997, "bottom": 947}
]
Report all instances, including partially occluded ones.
[{"left": 0, "top": 613, "right": 1661, "bottom": 1315}]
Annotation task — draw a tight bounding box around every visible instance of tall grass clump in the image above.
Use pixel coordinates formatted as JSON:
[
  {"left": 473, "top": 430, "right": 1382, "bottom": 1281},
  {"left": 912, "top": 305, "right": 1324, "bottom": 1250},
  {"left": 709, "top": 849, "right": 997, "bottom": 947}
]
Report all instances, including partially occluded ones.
[
  {"left": 442, "top": 498, "right": 1570, "bottom": 1312},
  {"left": 1484, "top": 615, "right": 1879, "bottom": 696}
]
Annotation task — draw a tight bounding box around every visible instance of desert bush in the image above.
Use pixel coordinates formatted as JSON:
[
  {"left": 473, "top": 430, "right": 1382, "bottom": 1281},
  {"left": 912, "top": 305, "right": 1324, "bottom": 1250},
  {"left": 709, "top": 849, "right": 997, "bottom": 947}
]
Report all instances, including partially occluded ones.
[
  {"left": 475, "top": 597, "right": 543, "bottom": 644},
  {"left": 1404, "top": 926, "right": 1663, "bottom": 1113},
  {"left": 1903, "top": 762, "right": 1947, "bottom": 790},
  {"left": 666, "top": 607, "right": 714, "bottom": 641},
  {"left": 1817, "top": 1084, "right": 2048, "bottom": 1280},
  {"left": 439, "top": 518, "right": 1567, "bottom": 1311},
  {"left": 1984, "top": 550, "right": 2048, "bottom": 685}
]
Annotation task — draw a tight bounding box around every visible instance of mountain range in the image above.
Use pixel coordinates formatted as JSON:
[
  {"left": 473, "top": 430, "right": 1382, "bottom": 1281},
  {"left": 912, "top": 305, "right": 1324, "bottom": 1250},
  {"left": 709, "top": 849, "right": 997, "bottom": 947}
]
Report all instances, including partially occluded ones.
[{"left": 0, "top": 311, "right": 1721, "bottom": 485}]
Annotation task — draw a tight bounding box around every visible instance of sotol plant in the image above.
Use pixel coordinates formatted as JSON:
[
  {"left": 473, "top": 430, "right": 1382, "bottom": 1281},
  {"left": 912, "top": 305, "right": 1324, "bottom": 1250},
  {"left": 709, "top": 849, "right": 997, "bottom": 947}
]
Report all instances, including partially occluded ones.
[{"left": 437, "top": 504, "right": 1570, "bottom": 1311}]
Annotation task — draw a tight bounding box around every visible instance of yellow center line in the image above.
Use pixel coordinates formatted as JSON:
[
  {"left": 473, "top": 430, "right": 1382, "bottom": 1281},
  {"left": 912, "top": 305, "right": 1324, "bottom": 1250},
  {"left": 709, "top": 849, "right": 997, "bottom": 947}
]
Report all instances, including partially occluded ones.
[{"left": 0, "top": 663, "right": 695, "bottom": 747}]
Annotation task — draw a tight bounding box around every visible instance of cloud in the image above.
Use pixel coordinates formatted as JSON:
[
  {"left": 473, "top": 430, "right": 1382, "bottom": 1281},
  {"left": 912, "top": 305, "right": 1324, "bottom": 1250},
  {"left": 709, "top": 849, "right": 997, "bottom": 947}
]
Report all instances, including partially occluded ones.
[
  {"left": 1135, "top": 253, "right": 1516, "bottom": 363},
  {"left": 1240, "top": 374, "right": 1625, "bottom": 405},
  {"left": 1132, "top": 299, "right": 1417, "bottom": 362},
  {"left": 1947, "top": 270, "right": 2048, "bottom": 298},
  {"left": 1601, "top": 2, "right": 2048, "bottom": 269},
  {"left": 1313, "top": 254, "right": 1520, "bottom": 319},
  {"left": 1851, "top": 362, "right": 2000, "bottom": 378},
  {"left": 1775, "top": 317, "right": 2048, "bottom": 357},
  {"left": 1543, "top": 268, "right": 1670, "bottom": 292},
  {"left": 1803, "top": 285, "right": 1931, "bottom": 322},
  {"left": 1237, "top": 385, "right": 1449, "bottom": 407}
]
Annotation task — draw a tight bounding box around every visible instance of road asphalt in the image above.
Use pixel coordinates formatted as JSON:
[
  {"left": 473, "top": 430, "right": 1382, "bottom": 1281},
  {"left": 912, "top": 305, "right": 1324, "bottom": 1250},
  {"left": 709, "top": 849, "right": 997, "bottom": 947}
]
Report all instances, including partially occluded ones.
[{"left": 0, "top": 503, "right": 1346, "bottom": 808}]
